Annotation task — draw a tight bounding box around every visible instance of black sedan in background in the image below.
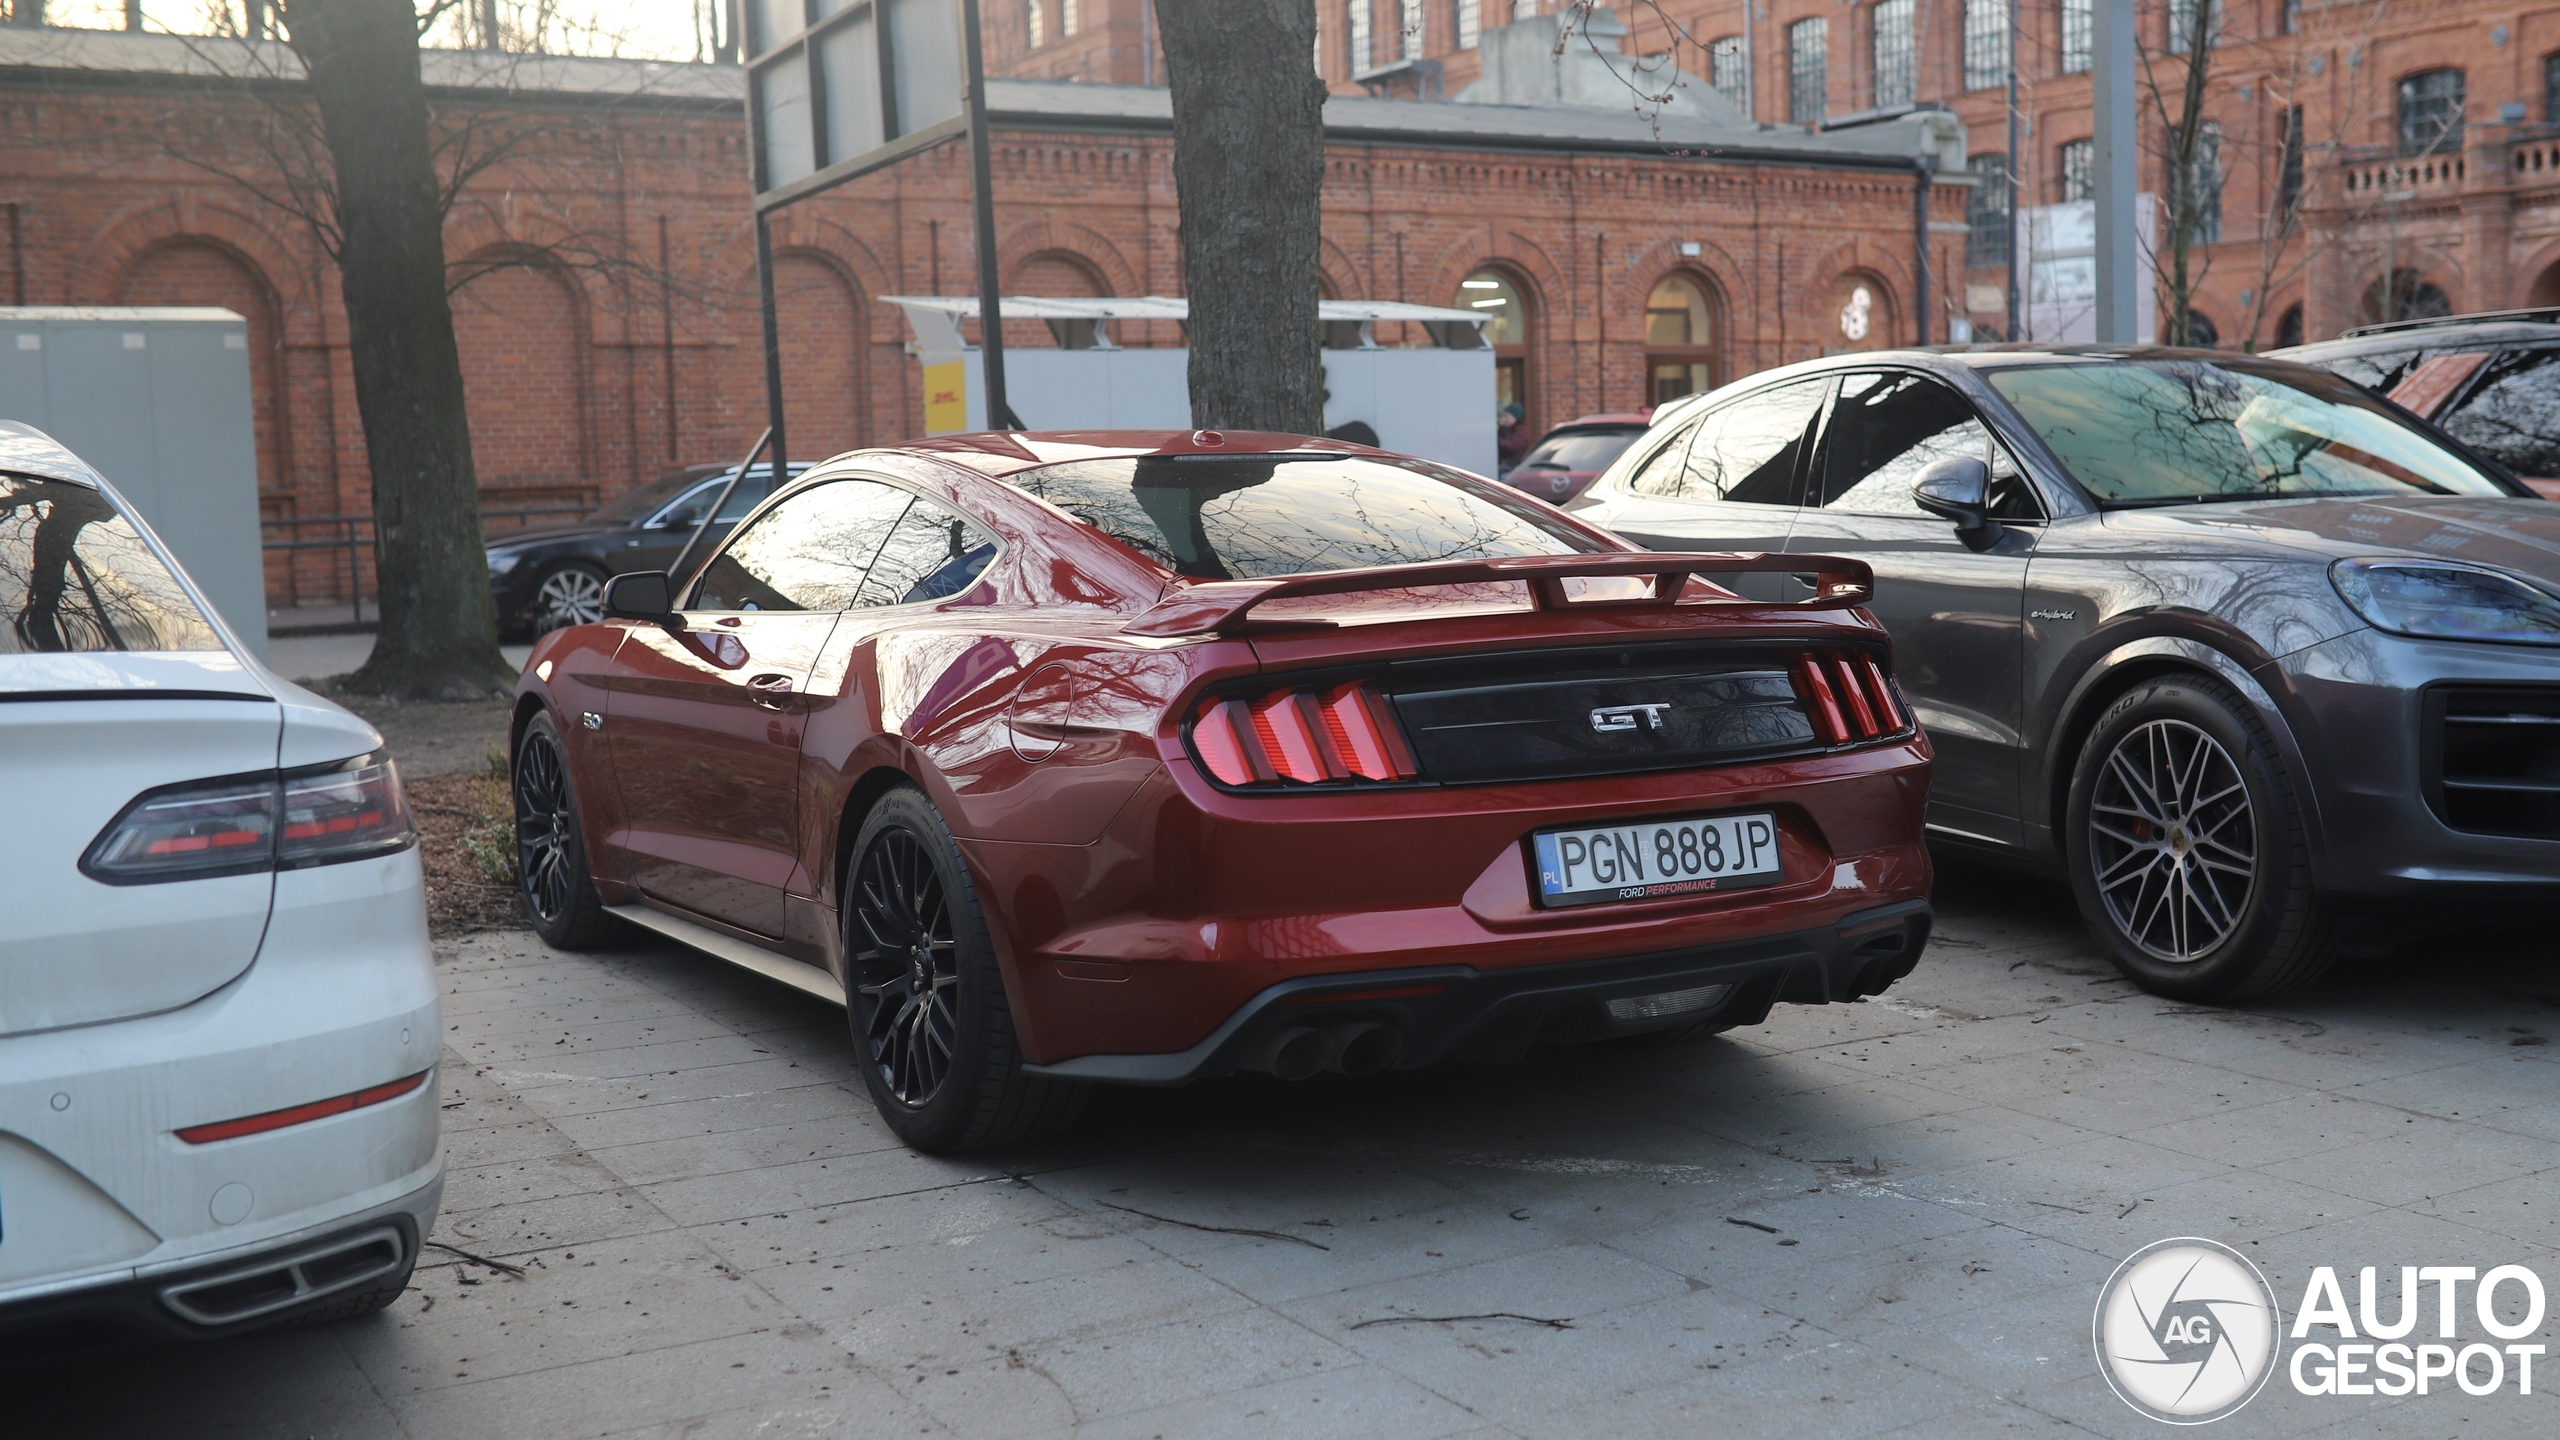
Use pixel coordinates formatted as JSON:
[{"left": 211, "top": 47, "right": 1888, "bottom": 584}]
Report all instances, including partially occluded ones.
[
  {"left": 486, "top": 462, "right": 806, "bottom": 636},
  {"left": 1575, "top": 346, "right": 2560, "bottom": 1002}
]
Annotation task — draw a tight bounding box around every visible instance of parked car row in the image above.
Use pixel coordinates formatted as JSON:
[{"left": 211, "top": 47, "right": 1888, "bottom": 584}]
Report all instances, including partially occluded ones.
[{"left": 5, "top": 308, "right": 2553, "bottom": 1355}]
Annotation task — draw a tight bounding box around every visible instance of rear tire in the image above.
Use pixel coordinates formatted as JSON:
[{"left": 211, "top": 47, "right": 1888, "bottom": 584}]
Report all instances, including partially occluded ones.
[
  {"left": 2063, "top": 674, "right": 2334, "bottom": 1002},
  {"left": 842, "top": 788, "right": 1085, "bottom": 1153},
  {"left": 513, "top": 713, "right": 616, "bottom": 950}
]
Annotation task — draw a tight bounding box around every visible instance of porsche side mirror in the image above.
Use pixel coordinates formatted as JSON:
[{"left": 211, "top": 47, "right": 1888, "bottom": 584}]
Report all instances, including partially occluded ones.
[
  {"left": 1912, "top": 457, "right": 2001, "bottom": 551},
  {"left": 603, "top": 570, "right": 679, "bottom": 625}
]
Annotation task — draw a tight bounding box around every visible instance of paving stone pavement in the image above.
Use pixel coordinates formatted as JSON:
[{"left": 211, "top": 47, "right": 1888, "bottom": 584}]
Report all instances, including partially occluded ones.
[{"left": 27, "top": 865, "right": 2560, "bottom": 1439}]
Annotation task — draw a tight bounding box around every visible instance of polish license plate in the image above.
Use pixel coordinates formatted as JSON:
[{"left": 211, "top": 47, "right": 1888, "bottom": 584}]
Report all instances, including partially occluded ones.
[{"left": 1530, "top": 811, "right": 1783, "bottom": 908}]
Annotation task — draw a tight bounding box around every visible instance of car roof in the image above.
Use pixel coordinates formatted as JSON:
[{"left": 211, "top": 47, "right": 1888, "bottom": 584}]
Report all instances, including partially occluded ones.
[
  {"left": 890, "top": 429, "right": 1380, "bottom": 480},
  {"left": 1542, "top": 414, "right": 1653, "bottom": 431},
  {"left": 2272, "top": 320, "right": 2560, "bottom": 361},
  {"left": 0, "top": 419, "right": 105, "bottom": 488}
]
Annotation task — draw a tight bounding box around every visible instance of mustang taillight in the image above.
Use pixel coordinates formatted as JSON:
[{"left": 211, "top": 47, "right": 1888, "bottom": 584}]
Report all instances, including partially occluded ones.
[
  {"left": 1188, "top": 682, "right": 1420, "bottom": 787},
  {"left": 82, "top": 753, "right": 415, "bottom": 886},
  {"left": 1795, "top": 651, "right": 1909, "bottom": 744}
]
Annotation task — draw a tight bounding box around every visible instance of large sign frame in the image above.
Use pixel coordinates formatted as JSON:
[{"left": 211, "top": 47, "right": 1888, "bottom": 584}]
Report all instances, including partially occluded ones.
[{"left": 739, "top": 0, "right": 1013, "bottom": 490}]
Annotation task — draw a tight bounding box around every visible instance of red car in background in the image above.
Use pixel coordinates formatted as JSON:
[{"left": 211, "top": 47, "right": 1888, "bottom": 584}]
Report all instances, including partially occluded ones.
[
  {"left": 509, "top": 431, "right": 1935, "bottom": 1152},
  {"left": 1500, "top": 413, "right": 1655, "bottom": 503}
]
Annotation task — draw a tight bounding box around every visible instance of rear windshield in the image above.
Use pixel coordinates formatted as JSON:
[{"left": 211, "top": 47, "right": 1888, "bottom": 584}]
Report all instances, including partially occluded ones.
[
  {"left": 0, "top": 475, "right": 223, "bottom": 653},
  {"left": 1517, "top": 429, "right": 1644, "bottom": 472},
  {"left": 1008, "top": 453, "right": 1608, "bottom": 580},
  {"left": 1987, "top": 359, "right": 2511, "bottom": 505}
]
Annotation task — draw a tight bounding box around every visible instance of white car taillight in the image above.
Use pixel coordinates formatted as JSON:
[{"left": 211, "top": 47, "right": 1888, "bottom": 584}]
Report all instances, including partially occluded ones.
[
  {"left": 279, "top": 756, "right": 414, "bottom": 869},
  {"left": 82, "top": 753, "right": 414, "bottom": 885}
]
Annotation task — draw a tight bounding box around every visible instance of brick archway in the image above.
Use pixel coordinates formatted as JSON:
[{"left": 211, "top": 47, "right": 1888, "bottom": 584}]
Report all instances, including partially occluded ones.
[{"left": 449, "top": 248, "right": 596, "bottom": 501}]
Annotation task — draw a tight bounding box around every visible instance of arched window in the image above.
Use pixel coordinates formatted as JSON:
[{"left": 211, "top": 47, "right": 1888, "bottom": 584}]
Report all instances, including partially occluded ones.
[
  {"left": 2274, "top": 303, "right": 2304, "bottom": 349},
  {"left": 2362, "top": 270, "right": 2451, "bottom": 325},
  {"left": 1644, "top": 274, "right": 1717, "bottom": 403},
  {"left": 2397, "top": 69, "right": 2464, "bottom": 156},
  {"left": 1459, "top": 267, "right": 1533, "bottom": 430},
  {"left": 1026, "top": 0, "right": 1044, "bottom": 48}
]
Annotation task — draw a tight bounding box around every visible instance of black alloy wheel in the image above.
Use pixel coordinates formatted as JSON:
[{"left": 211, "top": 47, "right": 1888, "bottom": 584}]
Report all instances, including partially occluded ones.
[
  {"left": 849, "top": 826, "right": 961, "bottom": 1107},
  {"left": 2086, "top": 717, "right": 2258, "bottom": 962},
  {"left": 841, "top": 788, "right": 1083, "bottom": 1152},
  {"left": 513, "top": 713, "right": 613, "bottom": 948},
  {"left": 2063, "top": 675, "right": 2333, "bottom": 1002}
]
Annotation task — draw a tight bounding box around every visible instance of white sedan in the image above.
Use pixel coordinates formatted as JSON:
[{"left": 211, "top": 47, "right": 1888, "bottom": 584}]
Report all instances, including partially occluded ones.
[{"left": 0, "top": 422, "right": 440, "bottom": 1352}]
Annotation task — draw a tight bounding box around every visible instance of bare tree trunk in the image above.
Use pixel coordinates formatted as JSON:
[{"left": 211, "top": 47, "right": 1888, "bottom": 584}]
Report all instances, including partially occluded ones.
[
  {"left": 2157, "top": 1, "right": 2215, "bottom": 347},
  {"left": 1154, "top": 0, "right": 1325, "bottom": 434},
  {"left": 281, "top": 0, "right": 512, "bottom": 697}
]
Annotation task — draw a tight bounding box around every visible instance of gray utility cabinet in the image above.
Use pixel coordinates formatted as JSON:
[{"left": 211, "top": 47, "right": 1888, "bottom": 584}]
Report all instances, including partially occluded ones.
[{"left": 0, "top": 307, "right": 268, "bottom": 658}]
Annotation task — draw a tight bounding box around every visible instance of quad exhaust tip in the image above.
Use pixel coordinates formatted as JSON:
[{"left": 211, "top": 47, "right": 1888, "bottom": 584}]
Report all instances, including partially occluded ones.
[{"left": 1250, "top": 1020, "right": 1406, "bottom": 1080}]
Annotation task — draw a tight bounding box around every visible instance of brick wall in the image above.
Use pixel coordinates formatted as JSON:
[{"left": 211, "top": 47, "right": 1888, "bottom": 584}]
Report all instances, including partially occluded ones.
[{"left": 0, "top": 45, "right": 1949, "bottom": 609}]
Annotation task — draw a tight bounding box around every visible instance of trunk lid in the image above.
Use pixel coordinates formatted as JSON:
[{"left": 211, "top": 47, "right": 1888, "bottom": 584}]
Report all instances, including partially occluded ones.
[{"left": 0, "top": 654, "right": 280, "bottom": 1036}]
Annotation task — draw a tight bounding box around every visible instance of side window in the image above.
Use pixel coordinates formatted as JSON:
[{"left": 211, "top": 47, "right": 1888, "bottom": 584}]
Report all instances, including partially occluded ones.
[
  {"left": 1820, "top": 373, "right": 2046, "bottom": 521},
  {"left": 1667, "top": 378, "right": 1827, "bottom": 504},
  {"left": 1622, "top": 417, "right": 1706, "bottom": 497},
  {"left": 691, "top": 479, "right": 910, "bottom": 612},
  {"left": 856, "top": 496, "right": 1001, "bottom": 607},
  {"left": 2440, "top": 346, "right": 2560, "bottom": 480}
]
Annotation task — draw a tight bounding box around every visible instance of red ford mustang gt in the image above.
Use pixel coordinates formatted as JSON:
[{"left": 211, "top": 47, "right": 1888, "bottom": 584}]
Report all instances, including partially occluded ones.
[{"left": 509, "top": 431, "right": 1935, "bottom": 1152}]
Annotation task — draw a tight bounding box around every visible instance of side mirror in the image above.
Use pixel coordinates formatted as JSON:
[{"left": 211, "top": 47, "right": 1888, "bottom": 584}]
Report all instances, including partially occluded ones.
[
  {"left": 1911, "top": 456, "right": 2001, "bottom": 550},
  {"left": 602, "top": 570, "right": 678, "bottom": 625}
]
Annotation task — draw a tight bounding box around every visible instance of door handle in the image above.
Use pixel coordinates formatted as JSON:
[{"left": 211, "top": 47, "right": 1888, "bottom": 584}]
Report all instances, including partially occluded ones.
[{"left": 747, "top": 672, "right": 795, "bottom": 709}]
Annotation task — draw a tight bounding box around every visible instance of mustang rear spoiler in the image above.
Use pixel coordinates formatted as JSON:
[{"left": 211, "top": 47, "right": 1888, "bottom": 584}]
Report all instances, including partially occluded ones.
[{"left": 1121, "top": 552, "right": 1876, "bottom": 638}]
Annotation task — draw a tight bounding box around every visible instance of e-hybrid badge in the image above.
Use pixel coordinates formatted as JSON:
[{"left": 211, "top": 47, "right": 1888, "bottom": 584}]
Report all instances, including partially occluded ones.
[{"left": 1532, "top": 811, "right": 1782, "bottom": 907}]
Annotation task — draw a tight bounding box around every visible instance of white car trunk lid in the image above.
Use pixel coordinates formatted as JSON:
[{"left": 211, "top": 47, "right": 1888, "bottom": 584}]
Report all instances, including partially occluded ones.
[{"left": 0, "top": 675, "right": 281, "bottom": 1036}]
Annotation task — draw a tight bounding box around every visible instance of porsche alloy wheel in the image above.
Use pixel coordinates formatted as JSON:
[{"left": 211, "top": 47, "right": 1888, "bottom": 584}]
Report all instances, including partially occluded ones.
[
  {"left": 849, "top": 827, "right": 961, "bottom": 1107},
  {"left": 2063, "top": 676, "right": 2334, "bottom": 1002},
  {"left": 534, "top": 563, "right": 610, "bottom": 631},
  {"left": 840, "top": 789, "right": 1084, "bottom": 1152},
  {"left": 512, "top": 713, "right": 613, "bottom": 948},
  {"left": 2086, "top": 718, "right": 2256, "bottom": 963}
]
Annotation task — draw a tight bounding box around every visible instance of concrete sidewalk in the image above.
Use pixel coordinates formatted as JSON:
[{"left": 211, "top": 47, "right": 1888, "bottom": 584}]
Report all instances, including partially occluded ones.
[{"left": 29, "top": 871, "right": 2560, "bottom": 1438}]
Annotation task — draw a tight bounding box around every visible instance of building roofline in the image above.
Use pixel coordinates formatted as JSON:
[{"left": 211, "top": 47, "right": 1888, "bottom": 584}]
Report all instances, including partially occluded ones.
[{"left": 0, "top": 28, "right": 1953, "bottom": 173}]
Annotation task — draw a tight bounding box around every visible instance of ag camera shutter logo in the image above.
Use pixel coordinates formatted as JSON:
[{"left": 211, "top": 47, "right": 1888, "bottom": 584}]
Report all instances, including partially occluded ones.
[{"left": 2094, "top": 1238, "right": 2282, "bottom": 1424}]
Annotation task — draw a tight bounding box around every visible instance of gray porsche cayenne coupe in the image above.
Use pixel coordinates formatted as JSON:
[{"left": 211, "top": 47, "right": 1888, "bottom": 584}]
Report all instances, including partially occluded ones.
[{"left": 1574, "top": 347, "right": 2560, "bottom": 1001}]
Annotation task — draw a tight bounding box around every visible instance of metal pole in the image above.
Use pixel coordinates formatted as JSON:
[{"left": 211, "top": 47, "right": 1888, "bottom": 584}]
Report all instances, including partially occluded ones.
[
  {"left": 2004, "top": 0, "right": 2021, "bottom": 341},
  {"left": 671, "top": 426, "right": 772, "bottom": 586},
  {"left": 1913, "top": 163, "right": 1931, "bottom": 346},
  {"left": 658, "top": 215, "right": 679, "bottom": 462},
  {"left": 2091, "top": 0, "right": 2138, "bottom": 343},
  {"left": 753, "top": 212, "right": 789, "bottom": 491},
  {"left": 958, "top": 0, "right": 1017, "bottom": 430},
  {"left": 346, "top": 518, "right": 364, "bottom": 625}
]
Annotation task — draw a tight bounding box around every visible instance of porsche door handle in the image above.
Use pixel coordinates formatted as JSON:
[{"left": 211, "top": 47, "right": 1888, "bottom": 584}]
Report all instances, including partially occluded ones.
[{"left": 746, "top": 673, "right": 795, "bottom": 708}]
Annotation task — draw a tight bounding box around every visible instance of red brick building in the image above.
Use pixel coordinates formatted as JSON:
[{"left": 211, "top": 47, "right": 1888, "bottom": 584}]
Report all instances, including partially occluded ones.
[
  {"left": 1325, "top": 0, "right": 2560, "bottom": 348},
  {"left": 0, "top": 23, "right": 1957, "bottom": 610}
]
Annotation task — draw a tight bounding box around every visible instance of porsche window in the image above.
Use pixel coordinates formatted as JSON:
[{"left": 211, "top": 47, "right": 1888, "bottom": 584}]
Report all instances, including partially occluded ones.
[
  {"left": 1820, "top": 372, "right": 2042, "bottom": 520},
  {"left": 0, "top": 475, "right": 222, "bottom": 653},
  {"left": 1988, "top": 359, "right": 2510, "bottom": 504},
  {"left": 1008, "top": 454, "right": 1607, "bottom": 581},
  {"left": 1630, "top": 379, "right": 1826, "bottom": 503},
  {"left": 692, "top": 479, "right": 909, "bottom": 611}
]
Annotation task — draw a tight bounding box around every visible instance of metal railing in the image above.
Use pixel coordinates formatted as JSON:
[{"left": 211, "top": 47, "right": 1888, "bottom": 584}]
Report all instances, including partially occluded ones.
[{"left": 261, "top": 504, "right": 590, "bottom": 623}]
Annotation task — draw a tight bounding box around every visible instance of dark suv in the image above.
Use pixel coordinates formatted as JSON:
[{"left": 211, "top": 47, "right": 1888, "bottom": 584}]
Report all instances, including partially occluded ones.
[
  {"left": 1576, "top": 346, "right": 2560, "bottom": 1002},
  {"left": 2273, "top": 307, "right": 2560, "bottom": 500},
  {"left": 485, "top": 462, "right": 806, "bottom": 637}
]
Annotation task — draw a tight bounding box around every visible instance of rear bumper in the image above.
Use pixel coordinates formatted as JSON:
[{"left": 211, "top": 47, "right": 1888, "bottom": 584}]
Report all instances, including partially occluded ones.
[
  {"left": 0, "top": 851, "right": 442, "bottom": 1324},
  {"left": 1023, "top": 898, "right": 1930, "bottom": 1085},
  {"left": 0, "top": 1176, "right": 440, "bottom": 1360}
]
